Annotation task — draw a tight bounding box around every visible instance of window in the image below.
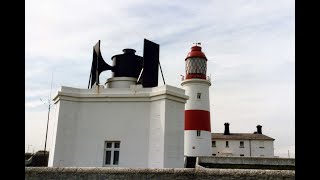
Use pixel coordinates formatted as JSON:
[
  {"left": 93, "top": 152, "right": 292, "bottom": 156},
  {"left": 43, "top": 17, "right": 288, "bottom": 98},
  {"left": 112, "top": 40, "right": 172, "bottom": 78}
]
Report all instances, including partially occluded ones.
[
  {"left": 212, "top": 154, "right": 216, "bottom": 156},
  {"left": 104, "top": 141, "right": 120, "bottom": 166},
  {"left": 197, "top": 93, "right": 201, "bottom": 100},
  {"left": 197, "top": 130, "right": 201, "bottom": 136},
  {"left": 212, "top": 141, "right": 216, "bottom": 147},
  {"left": 185, "top": 58, "right": 207, "bottom": 74},
  {"left": 226, "top": 141, "right": 229, "bottom": 148},
  {"left": 240, "top": 154, "right": 244, "bottom": 157},
  {"left": 240, "top": 141, "right": 244, "bottom": 148}
]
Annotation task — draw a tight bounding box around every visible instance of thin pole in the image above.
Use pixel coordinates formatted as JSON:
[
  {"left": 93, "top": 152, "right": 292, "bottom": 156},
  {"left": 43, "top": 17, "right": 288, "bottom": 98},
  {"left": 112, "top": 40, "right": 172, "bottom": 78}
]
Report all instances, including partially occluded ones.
[
  {"left": 43, "top": 102, "right": 50, "bottom": 165},
  {"left": 96, "top": 41, "right": 100, "bottom": 86},
  {"left": 159, "top": 61, "right": 165, "bottom": 85},
  {"left": 96, "top": 56, "right": 99, "bottom": 93},
  {"left": 137, "top": 68, "right": 144, "bottom": 83},
  {"left": 43, "top": 72, "right": 53, "bottom": 166},
  {"left": 88, "top": 71, "right": 92, "bottom": 89},
  {"left": 96, "top": 69, "right": 99, "bottom": 86},
  {"left": 88, "top": 46, "right": 95, "bottom": 89}
]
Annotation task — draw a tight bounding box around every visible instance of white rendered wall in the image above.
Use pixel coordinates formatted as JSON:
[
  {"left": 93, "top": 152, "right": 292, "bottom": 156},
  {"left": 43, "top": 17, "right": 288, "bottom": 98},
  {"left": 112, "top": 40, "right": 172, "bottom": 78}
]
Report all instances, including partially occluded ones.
[
  {"left": 148, "top": 98, "right": 185, "bottom": 168},
  {"left": 148, "top": 99, "right": 165, "bottom": 168},
  {"left": 163, "top": 99, "right": 185, "bottom": 167},
  {"left": 212, "top": 139, "right": 274, "bottom": 157},
  {"left": 182, "top": 79, "right": 211, "bottom": 111},
  {"left": 184, "top": 131, "right": 212, "bottom": 156},
  {"left": 49, "top": 100, "right": 150, "bottom": 167},
  {"left": 48, "top": 101, "right": 61, "bottom": 166},
  {"left": 48, "top": 85, "right": 188, "bottom": 168},
  {"left": 250, "top": 140, "right": 274, "bottom": 157}
]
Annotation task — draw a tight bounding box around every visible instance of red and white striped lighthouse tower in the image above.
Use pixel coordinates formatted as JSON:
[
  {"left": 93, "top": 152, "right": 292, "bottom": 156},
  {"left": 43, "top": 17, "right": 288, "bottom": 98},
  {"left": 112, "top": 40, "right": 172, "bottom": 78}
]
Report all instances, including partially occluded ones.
[{"left": 181, "top": 43, "right": 212, "bottom": 156}]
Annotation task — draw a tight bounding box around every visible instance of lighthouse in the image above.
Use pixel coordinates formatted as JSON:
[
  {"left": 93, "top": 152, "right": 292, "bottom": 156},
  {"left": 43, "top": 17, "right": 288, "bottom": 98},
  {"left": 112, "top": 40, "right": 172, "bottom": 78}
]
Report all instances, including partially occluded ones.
[{"left": 181, "top": 43, "right": 212, "bottom": 157}]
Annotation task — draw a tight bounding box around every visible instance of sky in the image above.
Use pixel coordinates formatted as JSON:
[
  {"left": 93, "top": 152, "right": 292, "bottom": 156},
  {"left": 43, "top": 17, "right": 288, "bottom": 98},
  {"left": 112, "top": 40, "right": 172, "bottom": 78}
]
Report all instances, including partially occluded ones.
[{"left": 26, "top": 0, "right": 295, "bottom": 158}]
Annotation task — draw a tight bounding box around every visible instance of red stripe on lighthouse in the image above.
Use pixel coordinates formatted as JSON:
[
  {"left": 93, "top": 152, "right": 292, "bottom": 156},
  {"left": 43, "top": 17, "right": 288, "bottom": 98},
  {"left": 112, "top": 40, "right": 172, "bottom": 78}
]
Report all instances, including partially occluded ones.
[
  {"left": 186, "top": 74, "right": 206, "bottom": 80},
  {"left": 185, "top": 110, "right": 211, "bottom": 131}
]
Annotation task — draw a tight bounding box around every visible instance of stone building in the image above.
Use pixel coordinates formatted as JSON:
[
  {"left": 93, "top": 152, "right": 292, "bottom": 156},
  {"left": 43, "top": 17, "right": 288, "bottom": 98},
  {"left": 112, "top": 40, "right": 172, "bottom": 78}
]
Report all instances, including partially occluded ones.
[{"left": 211, "top": 123, "right": 275, "bottom": 157}]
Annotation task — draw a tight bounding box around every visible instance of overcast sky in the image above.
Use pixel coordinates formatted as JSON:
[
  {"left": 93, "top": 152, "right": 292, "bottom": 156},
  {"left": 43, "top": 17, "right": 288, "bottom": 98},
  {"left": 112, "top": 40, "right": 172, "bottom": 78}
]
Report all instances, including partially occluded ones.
[{"left": 26, "top": 0, "right": 295, "bottom": 158}]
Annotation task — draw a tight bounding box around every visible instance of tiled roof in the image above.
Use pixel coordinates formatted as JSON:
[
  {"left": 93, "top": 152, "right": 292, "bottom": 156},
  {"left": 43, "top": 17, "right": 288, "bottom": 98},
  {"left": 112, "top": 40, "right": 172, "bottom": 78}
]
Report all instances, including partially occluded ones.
[{"left": 211, "top": 133, "right": 274, "bottom": 140}]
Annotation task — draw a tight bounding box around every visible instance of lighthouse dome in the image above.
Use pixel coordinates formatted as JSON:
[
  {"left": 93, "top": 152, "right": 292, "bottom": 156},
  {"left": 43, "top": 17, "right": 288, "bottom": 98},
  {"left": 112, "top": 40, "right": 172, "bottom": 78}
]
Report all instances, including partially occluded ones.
[
  {"left": 185, "top": 46, "right": 207, "bottom": 60},
  {"left": 185, "top": 45, "right": 208, "bottom": 80}
]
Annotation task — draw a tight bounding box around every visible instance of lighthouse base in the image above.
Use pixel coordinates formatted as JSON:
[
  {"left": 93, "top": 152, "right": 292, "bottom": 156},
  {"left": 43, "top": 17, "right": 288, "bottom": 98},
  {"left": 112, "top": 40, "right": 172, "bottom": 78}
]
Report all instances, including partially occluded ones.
[{"left": 184, "top": 130, "right": 212, "bottom": 156}]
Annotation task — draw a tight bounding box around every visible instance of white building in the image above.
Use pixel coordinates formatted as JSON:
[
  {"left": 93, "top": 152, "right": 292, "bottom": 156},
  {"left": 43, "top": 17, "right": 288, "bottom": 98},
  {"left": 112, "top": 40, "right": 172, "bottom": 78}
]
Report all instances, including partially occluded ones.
[
  {"left": 48, "top": 41, "right": 189, "bottom": 168},
  {"left": 48, "top": 83, "right": 188, "bottom": 168},
  {"left": 211, "top": 123, "right": 275, "bottom": 157}
]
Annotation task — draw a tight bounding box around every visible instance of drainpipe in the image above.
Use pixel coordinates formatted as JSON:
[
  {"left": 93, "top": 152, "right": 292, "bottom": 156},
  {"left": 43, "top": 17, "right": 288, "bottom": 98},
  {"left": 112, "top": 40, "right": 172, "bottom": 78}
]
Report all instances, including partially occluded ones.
[{"left": 249, "top": 140, "right": 252, "bottom": 157}]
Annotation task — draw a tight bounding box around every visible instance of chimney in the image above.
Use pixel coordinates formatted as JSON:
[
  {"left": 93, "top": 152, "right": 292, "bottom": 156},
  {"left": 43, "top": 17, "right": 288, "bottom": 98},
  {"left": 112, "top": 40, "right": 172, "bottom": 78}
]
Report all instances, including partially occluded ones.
[
  {"left": 257, "top": 125, "right": 262, "bottom": 134},
  {"left": 224, "top": 123, "right": 230, "bottom": 135}
]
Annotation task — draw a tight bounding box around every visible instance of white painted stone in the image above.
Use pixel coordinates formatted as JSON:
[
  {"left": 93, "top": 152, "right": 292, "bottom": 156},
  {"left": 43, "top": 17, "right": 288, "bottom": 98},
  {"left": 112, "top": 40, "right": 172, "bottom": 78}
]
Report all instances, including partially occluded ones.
[
  {"left": 212, "top": 139, "right": 274, "bottom": 157},
  {"left": 181, "top": 78, "right": 212, "bottom": 157},
  {"left": 181, "top": 79, "right": 211, "bottom": 111},
  {"left": 48, "top": 84, "right": 188, "bottom": 168},
  {"left": 184, "top": 131, "right": 212, "bottom": 156}
]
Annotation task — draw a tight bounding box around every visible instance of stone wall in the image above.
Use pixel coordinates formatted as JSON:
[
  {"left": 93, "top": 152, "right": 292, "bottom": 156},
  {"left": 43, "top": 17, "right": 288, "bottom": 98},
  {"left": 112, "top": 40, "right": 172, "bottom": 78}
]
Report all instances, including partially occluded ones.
[
  {"left": 25, "top": 167, "right": 295, "bottom": 180},
  {"left": 199, "top": 156, "right": 295, "bottom": 166}
]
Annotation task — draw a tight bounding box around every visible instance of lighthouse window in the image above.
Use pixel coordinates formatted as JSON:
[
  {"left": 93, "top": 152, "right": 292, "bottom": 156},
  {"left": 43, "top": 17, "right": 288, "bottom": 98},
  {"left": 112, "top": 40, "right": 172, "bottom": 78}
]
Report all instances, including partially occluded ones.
[
  {"left": 104, "top": 141, "right": 120, "bottom": 166},
  {"left": 226, "top": 141, "right": 229, "bottom": 148},
  {"left": 212, "top": 141, "right": 216, "bottom": 147},
  {"left": 186, "top": 58, "right": 207, "bottom": 75},
  {"left": 197, "top": 93, "right": 201, "bottom": 100},
  {"left": 197, "top": 130, "right": 201, "bottom": 136}
]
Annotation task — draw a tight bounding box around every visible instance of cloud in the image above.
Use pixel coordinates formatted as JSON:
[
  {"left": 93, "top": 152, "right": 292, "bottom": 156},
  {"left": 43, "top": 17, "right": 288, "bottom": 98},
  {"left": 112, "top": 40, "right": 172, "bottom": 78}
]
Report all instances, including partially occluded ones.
[
  {"left": 26, "top": 0, "right": 295, "bottom": 155},
  {"left": 25, "top": 100, "right": 45, "bottom": 108}
]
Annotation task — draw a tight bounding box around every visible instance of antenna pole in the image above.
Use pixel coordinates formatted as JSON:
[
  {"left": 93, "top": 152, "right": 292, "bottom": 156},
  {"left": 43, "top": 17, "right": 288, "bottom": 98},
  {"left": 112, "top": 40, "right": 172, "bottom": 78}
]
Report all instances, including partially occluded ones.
[
  {"left": 159, "top": 61, "right": 166, "bottom": 85},
  {"left": 88, "top": 46, "right": 95, "bottom": 89},
  {"left": 43, "top": 72, "right": 53, "bottom": 166},
  {"left": 49, "top": 72, "right": 53, "bottom": 102},
  {"left": 137, "top": 68, "right": 144, "bottom": 83},
  {"left": 88, "top": 70, "right": 92, "bottom": 89},
  {"left": 193, "top": 42, "right": 201, "bottom": 46},
  {"left": 96, "top": 40, "right": 100, "bottom": 86}
]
